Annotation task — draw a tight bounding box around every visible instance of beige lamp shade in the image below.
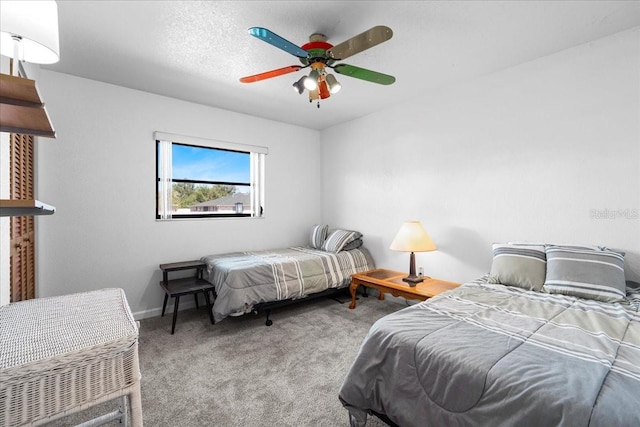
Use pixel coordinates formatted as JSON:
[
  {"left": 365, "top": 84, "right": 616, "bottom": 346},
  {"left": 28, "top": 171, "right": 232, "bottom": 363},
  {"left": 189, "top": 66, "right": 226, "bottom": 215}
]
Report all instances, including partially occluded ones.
[
  {"left": 0, "top": 0, "right": 60, "bottom": 64},
  {"left": 390, "top": 221, "right": 437, "bottom": 252}
]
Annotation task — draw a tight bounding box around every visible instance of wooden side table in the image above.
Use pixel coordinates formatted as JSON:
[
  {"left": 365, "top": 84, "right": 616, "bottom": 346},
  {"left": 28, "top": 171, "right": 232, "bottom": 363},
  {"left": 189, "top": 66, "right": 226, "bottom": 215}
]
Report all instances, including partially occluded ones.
[
  {"left": 159, "top": 260, "right": 216, "bottom": 334},
  {"left": 349, "top": 268, "right": 460, "bottom": 309}
]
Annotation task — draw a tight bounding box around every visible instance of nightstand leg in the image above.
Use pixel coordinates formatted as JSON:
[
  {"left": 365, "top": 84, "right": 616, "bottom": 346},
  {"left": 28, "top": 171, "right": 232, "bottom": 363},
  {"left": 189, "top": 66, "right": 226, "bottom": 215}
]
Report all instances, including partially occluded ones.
[
  {"left": 204, "top": 289, "right": 215, "bottom": 325},
  {"left": 194, "top": 293, "right": 199, "bottom": 309},
  {"left": 349, "top": 283, "right": 358, "bottom": 309},
  {"left": 171, "top": 296, "right": 180, "bottom": 335},
  {"left": 161, "top": 294, "right": 168, "bottom": 317}
]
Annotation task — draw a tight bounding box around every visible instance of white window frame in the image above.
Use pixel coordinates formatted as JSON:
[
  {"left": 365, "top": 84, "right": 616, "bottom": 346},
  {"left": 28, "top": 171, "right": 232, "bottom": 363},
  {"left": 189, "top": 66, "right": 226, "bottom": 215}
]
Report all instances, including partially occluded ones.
[{"left": 155, "top": 132, "right": 266, "bottom": 220}]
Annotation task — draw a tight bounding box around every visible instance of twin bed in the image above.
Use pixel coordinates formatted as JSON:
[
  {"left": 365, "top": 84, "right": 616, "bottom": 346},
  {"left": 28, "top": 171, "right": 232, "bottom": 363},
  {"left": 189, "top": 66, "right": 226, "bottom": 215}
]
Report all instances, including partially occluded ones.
[
  {"left": 339, "top": 243, "right": 640, "bottom": 426},
  {"left": 200, "top": 226, "right": 375, "bottom": 324}
]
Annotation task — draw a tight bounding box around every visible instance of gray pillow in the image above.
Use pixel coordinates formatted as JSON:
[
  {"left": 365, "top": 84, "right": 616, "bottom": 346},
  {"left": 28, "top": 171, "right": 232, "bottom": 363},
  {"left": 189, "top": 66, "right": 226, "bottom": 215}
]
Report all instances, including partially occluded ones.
[
  {"left": 322, "top": 229, "right": 357, "bottom": 253},
  {"left": 310, "top": 224, "right": 328, "bottom": 249},
  {"left": 542, "top": 245, "right": 626, "bottom": 302},
  {"left": 487, "top": 243, "right": 546, "bottom": 291},
  {"left": 342, "top": 238, "right": 363, "bottom": 251}
]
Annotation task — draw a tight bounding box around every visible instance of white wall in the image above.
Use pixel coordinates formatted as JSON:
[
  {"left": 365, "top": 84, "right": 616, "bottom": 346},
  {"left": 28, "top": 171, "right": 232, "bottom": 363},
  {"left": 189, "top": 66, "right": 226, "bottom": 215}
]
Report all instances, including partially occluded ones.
[
  {"left": 321, "top": 27, "right": 640, "bottom": 284},
  {"left": 35, "top": 71, "right": 322, "bottom": 318}
]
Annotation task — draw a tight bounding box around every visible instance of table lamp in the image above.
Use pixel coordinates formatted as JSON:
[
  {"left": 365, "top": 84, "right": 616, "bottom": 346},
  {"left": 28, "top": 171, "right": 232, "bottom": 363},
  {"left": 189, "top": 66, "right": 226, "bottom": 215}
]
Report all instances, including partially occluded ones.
[{"left": 390, "top": 221, "right": 437, "bottom": 285}]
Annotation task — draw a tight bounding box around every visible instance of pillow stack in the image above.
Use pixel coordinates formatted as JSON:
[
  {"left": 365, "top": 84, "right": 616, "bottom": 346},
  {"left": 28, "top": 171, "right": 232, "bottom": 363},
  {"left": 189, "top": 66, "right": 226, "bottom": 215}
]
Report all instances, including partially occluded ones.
[
  {"left": 309, "top": 224, "right": 363, "bottom": 253},
  {"left": 488, "top": 242, "right": 627, "bottom": 303}
]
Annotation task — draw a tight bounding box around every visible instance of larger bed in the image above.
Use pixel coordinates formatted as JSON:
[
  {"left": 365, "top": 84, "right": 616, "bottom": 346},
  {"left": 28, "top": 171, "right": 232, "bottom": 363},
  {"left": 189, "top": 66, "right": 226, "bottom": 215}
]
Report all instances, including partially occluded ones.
[
  {"left": 339, "top": 243, "right": 640, "bottom": 426},
  {"left": 201, "top": 241, "right": 375, "bottom": 323}
]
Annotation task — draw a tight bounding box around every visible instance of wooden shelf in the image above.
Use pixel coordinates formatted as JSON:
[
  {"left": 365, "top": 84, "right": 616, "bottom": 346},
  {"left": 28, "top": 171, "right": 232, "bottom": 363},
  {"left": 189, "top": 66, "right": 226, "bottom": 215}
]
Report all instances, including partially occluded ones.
[
  {"left": 0, "top": 73, "right": 56, "bottom": 138},
  {"left": 0, "top": 199, "right": 56, "bottom": 217}
]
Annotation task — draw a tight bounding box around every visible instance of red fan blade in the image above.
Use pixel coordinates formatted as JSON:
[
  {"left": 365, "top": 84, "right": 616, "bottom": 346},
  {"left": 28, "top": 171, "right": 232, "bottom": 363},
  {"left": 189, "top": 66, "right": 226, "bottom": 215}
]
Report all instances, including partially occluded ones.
[{"left": 239, "top": 65, "right": 302, "bottom": 83}]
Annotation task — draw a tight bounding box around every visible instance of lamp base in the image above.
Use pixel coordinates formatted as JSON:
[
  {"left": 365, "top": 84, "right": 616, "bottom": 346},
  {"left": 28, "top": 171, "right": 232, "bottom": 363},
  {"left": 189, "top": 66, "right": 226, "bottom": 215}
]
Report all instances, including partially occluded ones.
[
  {"left": 402, "top": 275, "right": 424, "bottom": 287},
  {"left": 402, "top": 251, "right": 424, "bottom": 286}
]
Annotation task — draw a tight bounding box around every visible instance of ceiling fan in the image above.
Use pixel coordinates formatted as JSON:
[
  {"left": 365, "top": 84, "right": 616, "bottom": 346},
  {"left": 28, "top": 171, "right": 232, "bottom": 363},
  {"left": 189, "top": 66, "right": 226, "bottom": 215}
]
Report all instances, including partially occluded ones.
[{"left": 239, "top": 25, "right": 395, "bottom": 108}]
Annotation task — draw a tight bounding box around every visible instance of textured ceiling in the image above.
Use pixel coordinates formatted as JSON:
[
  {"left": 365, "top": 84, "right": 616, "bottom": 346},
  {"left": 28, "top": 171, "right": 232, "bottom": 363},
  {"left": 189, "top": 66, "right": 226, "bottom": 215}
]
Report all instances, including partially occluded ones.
[{"left": 43, "top": 1, "right": 640, "bottom": 130}]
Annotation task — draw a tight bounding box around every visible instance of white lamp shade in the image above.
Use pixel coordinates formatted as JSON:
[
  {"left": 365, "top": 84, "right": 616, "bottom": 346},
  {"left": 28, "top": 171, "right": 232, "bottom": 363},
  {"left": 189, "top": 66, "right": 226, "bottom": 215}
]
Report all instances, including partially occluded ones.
[
  {"left": 390, "top": 221, "right": 437, "bottom": 252},
  {"left": 325, "top": 73, "right": 341, "bottom": 94},
  {"left": 304, "top": 70, "right": 319, "bottom": 91},
  {"left": 0, "top": 0, "right": 60, "bottom": 64}
]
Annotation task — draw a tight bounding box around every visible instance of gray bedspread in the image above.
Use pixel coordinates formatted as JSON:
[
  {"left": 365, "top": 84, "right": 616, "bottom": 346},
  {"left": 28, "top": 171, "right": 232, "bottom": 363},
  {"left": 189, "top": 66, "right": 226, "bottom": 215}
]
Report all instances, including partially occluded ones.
[
  {"left": 339, "top": 277, "right": 640, "bottom": 426},
  {"left": 201, "top": 246, "right": 375, "bottom": 322}
]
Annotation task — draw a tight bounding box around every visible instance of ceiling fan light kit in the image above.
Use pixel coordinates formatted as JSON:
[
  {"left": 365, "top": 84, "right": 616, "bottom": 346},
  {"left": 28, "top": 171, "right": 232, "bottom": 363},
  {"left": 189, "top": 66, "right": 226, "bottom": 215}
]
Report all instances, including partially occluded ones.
[
  {"left": 325, "top": 73, "right": 341, "bottom": 94},
  {"left": 305, "top": 68, "right": 320, "bottom": 90},
  {"left": 292, "top": 76, "right": 306, "bottom": 94},
  {"left": 240, "top": 25, "right": 395, "bottom": 108}
]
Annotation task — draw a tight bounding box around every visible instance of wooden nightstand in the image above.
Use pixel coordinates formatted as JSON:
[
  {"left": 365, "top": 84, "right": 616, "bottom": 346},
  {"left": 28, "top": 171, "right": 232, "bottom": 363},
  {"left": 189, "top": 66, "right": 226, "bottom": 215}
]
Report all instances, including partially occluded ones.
[
  {"left": 159, "top": 260, "right": 216, "bottom": 334},
  {"left": 349, "top": 268, "right": 460, "bottom": 309}
]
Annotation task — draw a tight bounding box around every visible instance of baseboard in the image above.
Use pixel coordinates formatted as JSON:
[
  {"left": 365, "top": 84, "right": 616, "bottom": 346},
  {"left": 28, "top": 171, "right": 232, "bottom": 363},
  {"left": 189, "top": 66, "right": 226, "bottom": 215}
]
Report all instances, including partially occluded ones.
[
  {"left": 131, "top": 288, "right": 408, "bottom": 321},
  {"left": 132, "top": 299, "right": 198, "bottom": 321}
]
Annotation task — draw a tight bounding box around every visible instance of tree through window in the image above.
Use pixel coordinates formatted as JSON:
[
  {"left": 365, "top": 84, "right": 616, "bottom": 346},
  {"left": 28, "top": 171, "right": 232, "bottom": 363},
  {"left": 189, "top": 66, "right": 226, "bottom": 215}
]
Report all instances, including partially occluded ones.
[{"left": 156, "top": 133, "right": 266, "bottom": 219}]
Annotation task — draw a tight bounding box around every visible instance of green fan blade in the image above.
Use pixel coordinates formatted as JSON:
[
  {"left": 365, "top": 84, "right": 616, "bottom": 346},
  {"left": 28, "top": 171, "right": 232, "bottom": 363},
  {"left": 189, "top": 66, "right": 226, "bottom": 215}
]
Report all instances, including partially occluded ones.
[
  {"left": 327, "top": 26, "right": 393, "bottom": 60},
  {"left": 333, "top": 64, "right": 396, "bottom": 85}
]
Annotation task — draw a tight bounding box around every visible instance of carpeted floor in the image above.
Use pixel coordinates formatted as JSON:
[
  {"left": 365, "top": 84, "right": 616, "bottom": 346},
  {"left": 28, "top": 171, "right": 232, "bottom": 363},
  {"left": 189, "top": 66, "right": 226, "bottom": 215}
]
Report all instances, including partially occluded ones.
[{"left": 45, "top": 290, "right": 404, "bottom": 426}]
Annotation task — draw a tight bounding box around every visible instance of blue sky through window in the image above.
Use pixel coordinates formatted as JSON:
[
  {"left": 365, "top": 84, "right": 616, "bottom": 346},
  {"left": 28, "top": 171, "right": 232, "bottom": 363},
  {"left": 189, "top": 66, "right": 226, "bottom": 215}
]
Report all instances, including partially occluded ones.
[{"left": 171, "top": 144, "right": 250, "bottom": 183}]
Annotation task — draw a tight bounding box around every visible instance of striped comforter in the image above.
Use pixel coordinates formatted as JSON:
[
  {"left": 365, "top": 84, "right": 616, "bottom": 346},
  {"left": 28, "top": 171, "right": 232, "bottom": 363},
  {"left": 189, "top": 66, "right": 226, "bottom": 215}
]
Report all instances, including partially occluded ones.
[
  {"left": 201, "top": 247, "right": 375, "bottom": 322},
  {"left": 340, "top": 277, "right": 640, "bottom": 426}
]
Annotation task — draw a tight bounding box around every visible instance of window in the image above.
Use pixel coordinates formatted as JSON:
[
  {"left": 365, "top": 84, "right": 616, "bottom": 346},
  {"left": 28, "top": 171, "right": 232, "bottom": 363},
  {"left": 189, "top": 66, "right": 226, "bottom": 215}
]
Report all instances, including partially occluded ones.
[{"left": 155, "top": 132, "right": 266, "bottom": 220}]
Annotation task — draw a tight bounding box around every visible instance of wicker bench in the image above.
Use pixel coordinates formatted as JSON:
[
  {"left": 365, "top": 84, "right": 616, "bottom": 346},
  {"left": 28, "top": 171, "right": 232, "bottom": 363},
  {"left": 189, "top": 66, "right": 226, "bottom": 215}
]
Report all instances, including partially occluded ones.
[{"left": 0, "top": 288, "right": 143, "bottom": 426}]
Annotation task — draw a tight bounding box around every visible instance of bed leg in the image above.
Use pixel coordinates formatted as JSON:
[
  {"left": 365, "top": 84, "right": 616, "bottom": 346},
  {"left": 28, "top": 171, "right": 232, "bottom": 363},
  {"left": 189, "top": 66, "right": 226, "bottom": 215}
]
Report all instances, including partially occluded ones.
[{"left": 265, "top": 309, "right": 273, "bottom": 326}]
